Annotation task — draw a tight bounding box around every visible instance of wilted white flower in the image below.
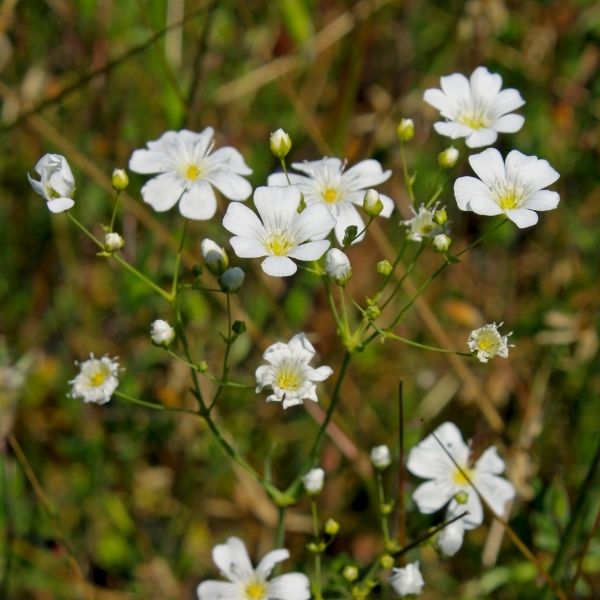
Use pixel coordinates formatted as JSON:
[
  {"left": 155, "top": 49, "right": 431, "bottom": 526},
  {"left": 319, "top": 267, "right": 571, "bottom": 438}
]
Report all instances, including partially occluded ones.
[
  {"left": 219, "top": 267, "right": 245, "bottom": 293},
  {"left": 454, "top": 148, "right": 560, "bottom": 228},
  {"left": 201, "top": 238, "right": 229, "bottom": 275},
  {"left": 196, "top": 536, "right": 310, "bottom": 600},
  {"left": 424, "top": 66, "right": 525, "bottom": 148},
  {"left": 436, "top": 514, "right": 466, "bottom": 557},
  {"left": 223, "top": 185, "right": 335, "bottom": 277},
  {"left": 468, "top": 322, "right": 512, "bottom": 363},
  {"left": 28, "top": 153, "right": 75, "bottom": 212},
  {"left": 407, "top": 422, "right": 515, "bottom": 530},
  {"left": 389, "top": 561, "right": 424, "bottom": 597},
  {"left": 302, "top": 467, "right": 325, "bottom": 495},
  {"left": 402, "top": 204, "right": 442, "bottom": 242},
  {"left": 371, "top": 445, "right": 392, "bottom": 470},
  {"left": 268, "top": 158, "right": 394, "bottom": 245},
  {"left": 255, "top": 333, "right": 333, "bottom": 409},
  {"left": 69, "top": 354, "right": 120, "bottom": 405},
  {"left": 324, "top": 248, "right": 352, "bottom": 285},
  {"left": 150, "top": 319, "right": 175, "bottom": 347},
  {"left": 270, "top": 128, "right": 292, "bottom": 158},
  {"left": 129, "top": 128, "right": 252, "bottom": 220},
  {"left": 104, "top": 232, "right": 125, "bottom": 252}
]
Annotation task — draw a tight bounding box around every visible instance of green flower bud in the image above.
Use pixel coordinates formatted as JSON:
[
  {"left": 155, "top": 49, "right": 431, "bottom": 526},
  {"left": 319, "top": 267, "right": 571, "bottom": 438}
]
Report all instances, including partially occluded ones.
[
  {"left": 343, "top": 565, "right": 359, "bottom": 582},
  {"left": 111, "top": 168, "right": 129, "bottom": 191},
  {"left": 377, "top": 259, "right": 393, "bottom": 276},
  {"left": 324, "top": 518, "right": 340, "bottom": 536},
  {"left": 362, "top": 188, "right": 384, "bottom": 217},
  {"left": 365, "top": 303, "right": 381, "bottom": 321},
  {"left": 270, "top": 128, "right": 292, "bottom": 159},
  {"left": 454, "top": 490, "right": 469, "bottom": 504},
  {"left": 396, "top": 118, "right": 415, "bottom": 142},
  {"left": 232, "top": 320, "right": 246, "bottom": 335},
  {"left": 433, "top": 208, "right": 448, "bottom": 225},
  {"left": 104, "top": 232, "right": 125, "bottom": 252},
  {"left": 380, "top": 554, "right": 395, "bottom": 569},
  {"left": 433, "top": 233, "right": 452, "bottom": 253},
  {"left": 438, "top": 146, "right": 459, "bottom": 169}
]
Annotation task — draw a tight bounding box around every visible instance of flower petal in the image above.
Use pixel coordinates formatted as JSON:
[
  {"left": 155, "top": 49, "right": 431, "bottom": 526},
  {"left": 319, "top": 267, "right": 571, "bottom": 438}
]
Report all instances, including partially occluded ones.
[
  {"left": 309, "top": 366, "right": 334, "bottom": 381},
  {"left": 206, "top": 171, "right": 252, "bottom": 201},
  {"left": 179, "top": 181, "right": 217, "bottom": 220},
  {"left": 129, "top": 148, "right": 174, "bottom": 174},
  {"left": 505, "top": 207, "right": 538, "bottom": 228},
  {"left": 254, "top": 185, "right": 301, "bottom": 231},
  {"left": 208, "top": 146, "right": 253, "bottom": 175},
  {"left": 493, "top": 114, "right": 525, "bottom": 133},
  {"left": 423, "top": 88, "right": 452, "bottom": 116},
  {"left": 223, "top": 202, "right": 266, "bottom": 239},
  {"left": 287, "top": 240, "right": 330, "bottom": 261},
  {"left": 468, "top": 195, "right": 504, "bottom": 216},
  {"left": 448, "top": 490, "right": 484, "bottom": 529},
  {"left": 433, "top": 121, "right": 473, "bottom": 139},
  {"left": 292, "top": 204, "right": 335, "bottom": 242},
  {"left": 440, "top": 73, "right": 471, "bottom": 108},
  {"left": 333, "top": 203, "right": 365, "bottom": 245},
  {"left": 196, "top": 580, "right": 240, "bottom": 600},
  {"left": 230, "top": 236, "right": 267, "bottom": 258},
  {"left": 140, "top": 172, "right": 185, "bottom": 212},
  {"left": 255, "top": 548, "right": 289, "bottom": 579},
  {"left": 468, "top": 148, "right": 505, "bottom": 187},
  {"left": 490, "top": 88, "right": 525, "bottom": 118},
  {"left": 465, "top": 128, "right": 498, "bottom": 148},
  {"left": 212, "top": 537, "right": 254, "bottom": 582},
  {"left": 267, "top": 573, "right": 311, "bottom": 600},
  {"left": 454, "top": 176, "right": 493, "bottom": 212},
  {"left": 475, "top": 446, "right": 505, "bottom": 475},
  {"left": 342, "top": 159, "right": 391, "bottom": 189},
  {"left": 475, "top": 473, "right": 515, "bottom": 518},
  {"left": 469, "top": 66, "right": 503, "bottom": 107},
  {"left": 261, "top": 255, "right": 297, "bottom": 277},
  {"left": 47, "top": 197, "right": 75, "bottom": 213},
  {"left": 412, "top": 479, "right": 454, "bottom": 514},
  {"left": 522, "top": 190, "right": 560, "bottom": 211}
]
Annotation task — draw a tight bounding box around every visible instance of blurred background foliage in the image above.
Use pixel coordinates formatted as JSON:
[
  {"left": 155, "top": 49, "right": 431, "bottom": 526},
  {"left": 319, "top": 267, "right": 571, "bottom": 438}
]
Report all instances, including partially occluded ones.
[{"left": 1, "top": 0, "right": 600, "bottom": 598}]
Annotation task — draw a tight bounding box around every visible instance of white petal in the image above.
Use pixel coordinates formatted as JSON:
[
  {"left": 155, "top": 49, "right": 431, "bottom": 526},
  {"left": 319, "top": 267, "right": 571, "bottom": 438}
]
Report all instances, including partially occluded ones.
[
  {"left": 254, "top": 186, "right": 301, "bottom": 231},
  {"left": 230, "top": 236, "right": 267, "bottom": 258},
  {"left": 342, "top": 159, "right": 391, "bottom": 189},
  {"left": 468, "top": 148, "right": 505, "bottom": 187},
  {"left": 378, "top": 193, "right": 395, "bottom": 217},
  {"left": 334, "top": 203, "right": 365, "bottom": 245},
  {"left": 423, "top": 88, "right": 452, "bottom": 116},
  {"left": 27, "top": 173, "right": 44, "bottom": 197},
  {"left": 469, "top": 66, "right": 502, "bottom": 106},
  {"left": 505, "top": 208, "right": 538, "bottom": 228},
  {"left": 47, "top": 197, "right": 75, "bottom": 212},
  {"left": 206, "top": 172, "right": 252, "bottom": 201},
  {"left": 474, "top": 473, "right": 515, "bottom": 518},
  {"left": 434, "top": 121, "right": 473, "bottom": 139},
  {"left": 212, "top": 537, "right": 254, "bottom": 582},
  {"left": 129, "top": 148, "right": 173, "bottom": 174},
  {"left": 465, "top": 129, "right": 498, "bottom": 148},
  {"left": 196, "top": 580, "right": 239, "bottom": 600},
  {"left": 412, "top": 479, "right": 454, "bottom": 514},
  {"left": 179, "top": 181, "right": 217, "bottom": 220},
  {"left": 490, "top": 88, "right": 525, "bottom": 118},
  {"left": 440, "top": 73, "right": 471, "bottom": 107},
  {"left": 449, "top": 491, "right": 484, "bottom": 529},
  {"left": 255, "top": 548, "right": 289, "bottom": 579},
  {"left": 454, "top": 176, "right": 492, "bottom": 211},
  {"left": 287, "top": 240, "right": 330, "bottom": 261},
  {"left": 468, "top": 195, "right": 504, "bottom": 216},
  {"left": 291, "top": 158, "right": 343, "bottom": 178},
  {"left": 309, "top": 365, "right": 334, "bottom": 382},
  {"left": 293, "top": 204, "right": 335, "bottom": 241},
  {"left": 267, "top": 573, "right": 311, "bottom": 600},
  {"left": 261, "top": 255, "right": 297, "bottom": 277},
  {"left": 518, "top": 155, "right": 560, "bottom": 192},
  {"left": 208, "top": 146, "right": 253, "bottom": 175},
  {"left": 504, "top": 150, "right": 537, "bottom": 180},
  {"left": 475, "top": 446, "right": 505, "bottom": 475},
  {"left": 522, "top": 190, "right": 560, "bottom": 211},
  {"left": 437, "top": 517, "right": 465, "bottom": 557},
  {"left": 267, "top": 172, "right": 293, "bottom": 186},
  {"left": 140, "top": 173, "right": 185, "bottom": 212},
  {"left": 223, "top": 202, "right": 266, "bottom": 239},
  {"left": 493, "top": 114, "right": 525, "bottom": 133}
]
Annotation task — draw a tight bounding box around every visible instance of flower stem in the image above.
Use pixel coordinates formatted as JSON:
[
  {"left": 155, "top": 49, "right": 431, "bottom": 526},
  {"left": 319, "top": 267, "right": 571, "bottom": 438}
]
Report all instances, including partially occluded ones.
[
  {"left": 376, "top": 471, "right": 390, "bottom": 545},
  {"left": 379, "top": 244, "right": 424, "bottom": 310},
  {"left": 399, "top": 141, "right": 415, "bottom": 205},
  {"left": 109, "top": 190, "right": 122, "bottom": 232},
  {"left": 114, "top": 390, "right": 197, "bottom": 415},
  {"left": 383, "top": 332, "right": 470, "bottom": 356},
  {"left": 209, "top": 294, "right": 235, "bottom": 411},
  {"left": 280, "top": 157, "right": 292, "bottom": 185},
  {"left": 171, "top": 218, "right": 188, "bottom": 299}
]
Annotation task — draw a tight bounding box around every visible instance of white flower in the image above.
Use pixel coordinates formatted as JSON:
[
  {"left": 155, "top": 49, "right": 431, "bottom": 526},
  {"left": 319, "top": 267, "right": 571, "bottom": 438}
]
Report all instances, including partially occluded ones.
[
  {"left": 197, "top": 536, "right": 310, "bottom": 600},
  {"left": 69, "top": 354, "right": 120, "bottom": 405},
  {"left": 324, "top": 248, "right": 352, "bottom": 285},
  {"left": 268, "top": 157, "right": 394, "bottom": 245},
  {"left": 255, "top": 333, "right": 333, "bottom": 409},
  {"left": 28, "top": 153, "right": 75, "bottom": 212},
  {"left": 424, "top": 66, "right": 525, "bottom": 148},
  {"left": 302, "top": 467, "right": 325, "bottom": 495},
  {"left": 402, "top": 204, "right": 442, "bottom": 242},
  {"left": 201, "top": 238, "right": 229, "bottom": 275},
  {"left": 150, "top": 319, "right": 175, "bottom": 347},
  {"left": 468, "top": 322, "right": 512, "bottom": 363},
  {"left": 129, "top": 128, "right": 252, "bottom": 220},
  {"left": 223, "top": 185, "right": 335, "bottom": 277},
  {"left": 371, "top": 445, "right": 392, "bottom": 470},
  {"left": 436, "top": 514, "right": 466, "bottom": 557},
  {"left": 389, "top": 561, "right": 425, "bottom": 597},
  {"left": 407, "top": 422, "right": 515, "bottom": 529},
  {"left": 454, "top": 148, "right": 560, "bottom": 228}
]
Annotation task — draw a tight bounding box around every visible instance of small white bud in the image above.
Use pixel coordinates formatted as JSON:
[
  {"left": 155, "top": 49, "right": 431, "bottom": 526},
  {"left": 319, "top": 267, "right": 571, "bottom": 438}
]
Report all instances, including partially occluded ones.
[
  {"left": 433, "top": 233, "right": 451, "bottom": 253},
  {"left": 370, "top": 445, "right": 392, "bottom": 470},
  {"left": 396, "top": 118, "right": 414, "bottom": 142},
  {"left": 111, "top": 168, "right": 129, "bottom": 191},
  {"left": 201, "top": 238, "right": 229, "bottom": 276},
  {"left": 438, "top": 146, "right": 459, "bottom": 169},
  {"left": 362, "top": 188, "right": 384, "bottom": 217},
  {"left": 150, "top": 319, "right": 175, "bottom": 347},
  {"left": 219, "top": 267, "right": 245, "bottom": 293},
  {"left": 270, "top": 128, "right": 292, "bottom": 158},
  {"left": 303, "top": 467, "right": 324, "bottom": 495},
  {"left": 104, "top": 232, "right": 125, "bottom": 252},
  {"left": 389, "top": 561, "right": 425, "bottom": 596},
  {"left": 324, "top": 248, "right": 352, "bottom": 285}
]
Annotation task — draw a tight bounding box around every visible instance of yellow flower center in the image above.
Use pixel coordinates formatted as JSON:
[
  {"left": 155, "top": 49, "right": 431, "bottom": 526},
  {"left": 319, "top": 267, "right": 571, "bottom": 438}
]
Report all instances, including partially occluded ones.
[
  {"left": 275, "top": 366, "right": 301, "bottom": 391},
  {"left": 245, "top": 581, "right": 267, "bottom": 599},
  {"left": 265, "top": 233, "right": 294, "bottom": 256},
  {"left": 453, "top": 466, "right": 473, "bottom": 486},
  {"left": 496, "top": 188, "right": 521, "bottom": 210},
  {"left": 457, "top": 112, "right": 489, "bottom": 130},
  {"left": 475, "top": 330, "right": 500, "bottom": 353},
  {"left": 89, "top": 368, "right": 108, "bottom": 387},
  {"left": 322, "top": 187, "right": 339, "bottom": 203},
  {"left": 184, "top": 164, "right": 202, "bottom": 181}
]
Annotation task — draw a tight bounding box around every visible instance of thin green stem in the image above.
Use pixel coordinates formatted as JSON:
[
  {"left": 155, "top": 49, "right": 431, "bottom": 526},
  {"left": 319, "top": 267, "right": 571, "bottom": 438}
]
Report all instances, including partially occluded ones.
[
  {"left": 114, "top": 390, "right": 197, "bottom": 415},
  {"left": 376, "top": 472, "right": 390, "bottom": 545},
  {"left": 109, "top": 190, "right": 122, "bottom": 231},
  {"left": 384, "top": 332, "right": 470, "bottom": 356},
  {"left": 209, "top": 294, "right": 234, "bottom": 411},
  {"left": 171, "top": 218, "right": 188, "bottom": 298},
  {"left": 280, "top": 158, "right": 292, "bottom": 185},
  {"left": 275, "top": 506, "right": 286, "bottom": 549},
  {"left": 0, "top": 450, "right": 12, "bottom": 599},
  {"left": 310, "top": 499, "right": 323, "bottom": 600},
  {"left": 380, "top": 244, "right": 425, "bottom": 311},
  {"left": 397, "top": 381, "right": 406, "bottom": 547},
  {"left": 399, "top": 141, "right": 415, "bottom": 204}
]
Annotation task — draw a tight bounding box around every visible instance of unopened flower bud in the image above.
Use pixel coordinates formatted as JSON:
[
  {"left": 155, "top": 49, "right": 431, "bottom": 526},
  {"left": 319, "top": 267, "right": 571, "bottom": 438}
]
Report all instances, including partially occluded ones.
[
  {"left": 303, "top": 467, "right": 324, "bottom": 496},
  {"left": 270, "top": 128, "right": 292, "bottom": 158},
  {"left": 454, "top": 490, "right": 469, "bottom": 504},
  {"left": 377, "top": 259, "right": 393, "bottom": 276},
  {"left": 438, "top": 146, "right": 459, "bottom": 169},
  {"left": 201, "top": 238, "right": 229, "bottom": 276},
  {"left": 362, "top": 188, "right": 383, "bottom": 217},
  {"left": 219, "top": 267, "right": 244, "bottom": 293},
  {"left": 325, "top": 248, "right": 352, "bottom": 285},
  {"left": 365, "top": 304, "right": 381, "bottom": 321},
  {"left": 111, "top": 168, "right": 129, "bottom": 191},
  {"left": 380, "top": 554, "right": 395, "bottom": 569},
  {"left": 396, "top": 118, "right": 414, "bottom": 142},
  {"left": 371, "top": 444, "right": 392, "bottom": 470},
  {"left": 343, "top": 565, "right": 359, "bottom": 582},
  {"left": 325, "top": 518, "right": 340, "bottom": 536},
  {"left": 197, "top": 360, "right": 208, "bottom": 373},
  {"left": 433, "top": 208, "right": 448, "bottom": 225},
  {"left": 104, "top": 232, "right": 125, "bottom": 252},
  {"left": 150, "top": 319, "right": 175, "bottom": 347},
  {"left": 433, "top": 233, "right": 451, "bottom": 253}
]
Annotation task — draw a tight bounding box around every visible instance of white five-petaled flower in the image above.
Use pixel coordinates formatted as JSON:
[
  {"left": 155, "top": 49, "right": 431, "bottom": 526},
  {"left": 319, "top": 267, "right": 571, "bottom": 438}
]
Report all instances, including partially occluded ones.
[
  {"left": 128, "top": 128, "right": 252, "bottom": 220},
  {"left": 223, "top": 185, "right": 335, "bottom": 277},
  {"left": 255, "top": 333, "right": 333, "bottom": 409},
  {"left": 407, "top": 422, "right": 515, "bottom": 530},
  {"left": 389, "top": 561, "right": 425, "bottom": 597},
  {"left": 424, "top": 66, "right": 525, "bottom": 148},
  {"left": 468, "top": 322, "right": 512, "bottom": 363},
  {"left": 268, "top": 157, "right": 394, "bottom": 245},
  {"left": 196, "top": 537, "right": 310, "bottom": 600},
  {"left": 401, "top": 204, "right": 443, "bottom": 242},
  {"left": 454, "top": 148, "right": 560, "bottom": 228},
  {"left": 69, "top": 354, "right": 120, "bottom": 405},
  {"left": 28, "top": 153, "right": 75, "bottom": 212}
]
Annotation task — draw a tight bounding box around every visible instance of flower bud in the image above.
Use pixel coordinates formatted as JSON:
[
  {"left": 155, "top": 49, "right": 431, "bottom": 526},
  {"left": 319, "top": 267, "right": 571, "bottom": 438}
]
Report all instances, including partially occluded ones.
[
  {"left": 365, "top": 303, "right": 381, "bottom": 321},
  {"left": 343, "top": 565, "right": 359, "bottom": 582},
  {"left": 438, "top": 146, "right": 459, "bottom": 169},
  {"left": 201, "top": 238, "right": 229, "bottom": 276},
  {"left": 104, "top": 232, "right": 125, "bottom": 252},
  {"left": 219, "top": 267, "right": 244, "bottom": 294},
  {"left": 111, "top": 168, "right": 129, "bottom": 191},
  {"left": 454, "top": 490, "right": 469, "bottom": 504},
  {"left": 396, "top": 118, "right": 414, "bottom": 142},
  {"left": 270, "top": 128, "right": 292, "bottom": 158},
  {"left": 370, "top": 444, "right": 392, "bottom": 470},
  {"left": 377, "top": 259, "right": 393, "bottom": 276},
  {"left": 150, "top": 319, "right": 175, "bottom": 347},
  {"left": 433, "top": 233, "right": 451, "bottom": 253},
  {"left": 302, "top": 467, "right": 324, "bottom": 496},
  {"left": 324, "top": 518, "right": 340, "bottom": 536},
  {"left": 325, "top": 248, "right": 352, "bottom": 285},
  {"left": 433, "top": 208, "right": 447, "bottom": 225},
  {"left": 380, "top": 554, "right": 395, "bottom": 569},
  {"left": 362, "top": 188, "right": 383, "bottom": 217}
]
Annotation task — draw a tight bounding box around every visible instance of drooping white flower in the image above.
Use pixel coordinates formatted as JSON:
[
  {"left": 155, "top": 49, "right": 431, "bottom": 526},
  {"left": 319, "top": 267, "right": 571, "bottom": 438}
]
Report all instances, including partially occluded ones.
[
  {"left": 69, "top": 354, "right": 120, "bottom": 405},
  {"left": 223, "top": 185, "right": 335, "bottom": 277},
  {"left": 401, "top": 204, "right": 442, "bottom": 242},
  {"left": 468, "top": 322, "right": 512, "bottom": 363},
  {"left": 28, "top": 153, "right": 75, "bottom": 212},
  {"left": 436, "top": 514, "right": 466, "bottom": 557},
  {"left": 407, "top": 422, "right": 515, "bottom": 529},
  {"left": 302, "top": 467, "right": 325, "bottom": 495},
  {"left": 255, "top": 333, "right": 333, "bottom": 409},
  {"left": 324, "top": 248, "right": 352, "bottom": 285},
  {"left": 371, "top": 445, "right": 392, "bottom": 470},
  {"left": 196, "top": 537, "right": 310, "bottom": 600},
  {"left": 424, "top": 66, "right": 525, "bottom": 148},
  {"left": 150, "top": 319, "right": 175, "bottom": 347},
  {"left": 454, "top": 148, "right": 559, "bottom": 228},
  {"left": 129, "top": 128, "right": 252, "bottom": 220},
  {"left": 268, "top": 158, "right": 394, "bottom": 245},
  {"left": 389, "top": 561, "right": 425, "bottom": 597}
]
